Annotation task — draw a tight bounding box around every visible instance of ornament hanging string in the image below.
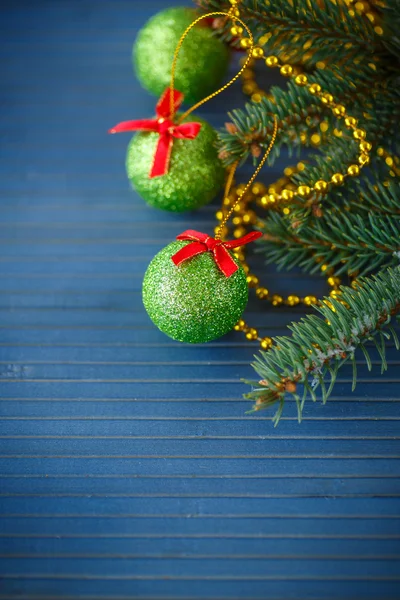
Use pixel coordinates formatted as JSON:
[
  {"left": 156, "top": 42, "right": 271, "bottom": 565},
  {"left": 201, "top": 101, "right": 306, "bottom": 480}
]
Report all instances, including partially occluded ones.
[
  {"left": 215, "top": 114, "right": 278, "bottom": 240},
  {"left": 171, "top": 115, "right": 279, "bottom": 276},
  {"left": 169, "top": 10, "right": 255, "bottom": 122},
  {"left": 109, "top": 11, "right": 254, "bottom": 179}
]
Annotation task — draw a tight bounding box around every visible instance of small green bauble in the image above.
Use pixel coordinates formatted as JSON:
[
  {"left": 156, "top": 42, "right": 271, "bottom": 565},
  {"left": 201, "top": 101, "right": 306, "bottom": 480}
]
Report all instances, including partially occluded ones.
[
  {"left": 126, "top": 115, "right": 224, "bottom": 212},
  {"left": 133, "top": 7, "right": 230, "bottom": 105},
  {"left": 143, "top": 241, "right": 249, "bottom": 343}
]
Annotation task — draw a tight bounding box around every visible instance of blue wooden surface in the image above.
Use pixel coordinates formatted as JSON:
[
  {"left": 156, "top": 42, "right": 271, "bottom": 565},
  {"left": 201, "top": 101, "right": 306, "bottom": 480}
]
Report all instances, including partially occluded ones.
[{"left": 1, "top": 1, "right": 400, "bottom": 598}]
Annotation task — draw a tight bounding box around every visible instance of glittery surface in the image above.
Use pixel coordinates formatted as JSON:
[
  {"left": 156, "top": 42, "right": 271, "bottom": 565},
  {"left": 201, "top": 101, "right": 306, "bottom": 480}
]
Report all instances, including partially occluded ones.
[
  {"left": 142, "top": 240, "right": 249, "bottom": 344},
  {"left": 133, "top": 7, "right": 230, "bottom": 105},
  {"left": 126, "top": 115, "right": 224, "bottom": 212}
]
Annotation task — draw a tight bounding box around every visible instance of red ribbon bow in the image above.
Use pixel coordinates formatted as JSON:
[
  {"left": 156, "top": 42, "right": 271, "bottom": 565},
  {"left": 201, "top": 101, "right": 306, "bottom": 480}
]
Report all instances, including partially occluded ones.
[
  {"left": 171, "top": 230, "right": 263, "bottom": 278},
  {"left": 109, "top": 88, "right": 202, "bottom": 178}
]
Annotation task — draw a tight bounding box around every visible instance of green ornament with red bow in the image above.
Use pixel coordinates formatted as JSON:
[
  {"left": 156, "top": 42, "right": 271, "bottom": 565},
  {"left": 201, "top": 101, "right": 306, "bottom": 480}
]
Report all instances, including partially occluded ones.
[
  {"left": 142, "top": 230, "right": 262, "bottom": 343},
  {"left": 133, "top": 7, "right": 230, "bottom": 105},
  {"left": 109, "top": 88, "right": 224, "bottom": 212}
]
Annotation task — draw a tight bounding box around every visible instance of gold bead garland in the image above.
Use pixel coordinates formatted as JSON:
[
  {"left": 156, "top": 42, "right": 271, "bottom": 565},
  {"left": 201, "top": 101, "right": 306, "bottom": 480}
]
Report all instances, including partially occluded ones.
[
  {"left": 254, "top": 54, "right": 372, "bottom": 195},
  {"left": 344, "top": 0, "right": 383, "bottom": 31},
  {"left": 237, "top": 60, "right": 373, "bottom": 200},
  {"left": 376, "top": 147, "right": 400, "bottom": 178},
  {"left": 215, "top": 175, "right": 343, "bottom": 347},
  {"left": 217, "top": 0, "right": 393, "bottom": 350}
]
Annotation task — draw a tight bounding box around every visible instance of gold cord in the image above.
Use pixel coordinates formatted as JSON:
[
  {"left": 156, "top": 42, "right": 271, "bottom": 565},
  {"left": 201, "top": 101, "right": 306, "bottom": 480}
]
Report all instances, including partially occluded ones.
[
  {"left": 215, "top": 114, "right": 278, "bottom": 239},
  {"left": 169, "top": 11, "right": 254, "bottom": 122}
]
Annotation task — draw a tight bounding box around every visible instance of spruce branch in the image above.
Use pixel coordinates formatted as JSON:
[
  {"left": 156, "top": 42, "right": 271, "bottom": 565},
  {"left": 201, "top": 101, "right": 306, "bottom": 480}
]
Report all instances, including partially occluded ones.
[
  {"left": 218, "top": 80, "right": 400, "bottom": 167},
  {"left": 245, "top": 266, "right": 400, "bottom": 424},
  {"left": 380, "top": 0, "right": 400, "bottom": 62},
  {"left": 199, "top": 0, "right": 379, "bottom": 63},
  {"left": 258, "top": 204, "right": 400, "bottom": 277}
]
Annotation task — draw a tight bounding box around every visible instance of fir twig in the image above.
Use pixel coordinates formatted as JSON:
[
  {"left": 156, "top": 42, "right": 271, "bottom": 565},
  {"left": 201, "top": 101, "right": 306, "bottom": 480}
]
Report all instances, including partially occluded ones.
[
  {"left": 259, "top": 206, "right": 400, "bottom": 277},
  {"left": 245, "top": 266, "right": 400, "bottom": 424}
]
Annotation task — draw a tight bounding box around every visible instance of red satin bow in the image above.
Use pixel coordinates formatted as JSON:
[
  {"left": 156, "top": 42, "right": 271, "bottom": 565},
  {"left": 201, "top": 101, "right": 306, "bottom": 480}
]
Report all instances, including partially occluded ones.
[
  {"left": 171, "top": 230, "right": 263, "bottom": 278},
  {"left": 108, "top": 88, "right": 202, "bottom": 178}
]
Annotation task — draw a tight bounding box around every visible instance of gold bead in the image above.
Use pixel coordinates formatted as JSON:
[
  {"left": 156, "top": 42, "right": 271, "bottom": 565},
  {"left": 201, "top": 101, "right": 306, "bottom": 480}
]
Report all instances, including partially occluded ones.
[
  {"left": 359, "top": 153, "right": 370, "bottom": 165},
  {"left": 242, "top": 68, "right": 255, "bottom": 81},
  {"left": 271, "top": 294, "right": 283, "bottom": 306},
  {"left": 246, "top": 328, "right": 258, "bottom": 341},
  {"left": 234, "top": 251, "right": 245, "bottom": 262},
  {"left": 265, "top": 55, "right": 279, "bottom": 67},
  {"left": 294, "top": 74, "right": 308, "bottom": 86},
  {"left": 234, "top": 226, "right": 247, "bottom": 238},
  {"left": 234, "top": 319, "right": 246, "bottom": 331},
  {"left": 311, "top": 133, "right": 321, "bottom": 146},
  {"left": 332, "top": 105, "right": 346, "bottom": 117},
  {"left": 374, "top": 25, "right": 383, "bottom": 35},
  {"left": 256, "top": 287, "right": 269, "bottom": 299},
  {"left": 303, "top": 295, "right": 317, "bottom": 306},
  {"left": 327, "top": 276, "right": 341, "bottom": 287},
  {"left": 246, "top": 274, "right": 259, "bottom": 287},
  {"left": 215, "top": 225, "right": 228, "bottom": 238},
  {"left": 353, "top": 128, "right": 367, "bottom": 140},
  {"left": 260, "top": 337, "right": 273, "bottom": 350},
  {"left": 331, "top": 173, "right": 344, "bottom": 186},
  {"left": 280, "top": 64, "right": 294, "bottom": 77},
  {"left": 344, "top": 116, "right": 357, "bottom": 128},
  {"left": 359, "top": 141, "right": 372, "bottom": 152},
  {"left": 252, "top": 182, "right": 266, "bottom": 195},
  {"left": 347, "top": 164, "right": 360, "bottom": 176},
  {"left": 320, "top": 93, "right": 334, "bottom": 105},
  {"left": 260, "top": 195, "right": 269, "bottom": 207},
  {"left": 230, "top": 25, "right": 243, "bottom": 36},
  {"left": 286, "top": 295, "right": 300, "bottom": 306},
  {"left": 309, "top": 83, "right": 322, "bottom": 95},
  {"left": 268, "top": 193, "right": 279, "bottom": 204},
  {"left": 229, "top": 0, "right": 239, "bottom": 5},
  {"left": 240, "top": 38, "right": 252, "bottom": 49},
  {"left": 281, "top": 189, "right": 294, "bottom": 201},
  {"left": 233, "top": 202, "right": 245, "bottom": 213},
  {"left": 252, "top": 46, "right": 264, "bottom": 58},
  {"left": 215, "top": 210, "right": 224, "bottom": 221},
  {"left": 243, "top": 81, "right": 257, "bottom": 95},
  {"left": 297, "top": 185, "right": 312, "bottom": 198},
  {"left": 314, "top": 180, "right": 329, "bottom": 193},
  {"left": 214, "top": 225, "right": 228, "bottom": 239},
  {"left": 385, "top": 156, "right": 394, "bottom": 167},
  {"left": 324, "top": 299, "right": 336, "bottom": 312}
]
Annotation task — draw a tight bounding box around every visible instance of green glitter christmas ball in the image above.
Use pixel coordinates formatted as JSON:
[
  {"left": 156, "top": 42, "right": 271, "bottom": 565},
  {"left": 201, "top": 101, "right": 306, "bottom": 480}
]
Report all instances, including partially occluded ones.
[
  {"left": 142, "top": 240, "right": 249, "bottom": 343},
  {"left": 126, "top": 115, "right": 224, "bottom": 212},
  {"left": 133, "top": 7, "right": 230, "bottom": 105}
]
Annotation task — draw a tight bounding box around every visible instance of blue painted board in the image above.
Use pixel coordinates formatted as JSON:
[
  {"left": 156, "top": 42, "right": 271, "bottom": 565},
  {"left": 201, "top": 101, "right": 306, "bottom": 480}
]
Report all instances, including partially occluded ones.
[{"left": 1, "top": 1, "right": 399, "bottom": 599}]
